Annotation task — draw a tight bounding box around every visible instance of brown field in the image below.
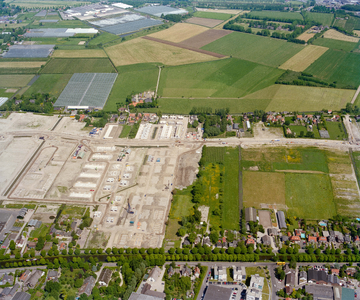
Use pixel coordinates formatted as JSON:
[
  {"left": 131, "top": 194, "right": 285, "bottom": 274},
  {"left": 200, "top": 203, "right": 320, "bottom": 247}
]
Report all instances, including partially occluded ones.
[
  {"left": 105, "top": 37, "right": 219, "bottom": 66},
  {"left": 185, "top": 17, "right": 223, "bottom": 28},
  {"left": 148, "top": 23, "right": 208, "bottom": 43},
  {"left": 279, "top": 45, "right": 328, "bottom": 72},
  {"left": 180, "top": 29, "right": 232, "bottom": 49},
  {"left": 52, "top": 49, "right": 107, "bottom": 58},
  {"left": 0, "top": 61, "right": 45, "bottom": 68},
  {"left": 354, "top": 30, "right": 360, "bottom": 37},
  {"left": 196, "top": 8, "right": 243, "bottom": 14},
  {"left": 324, "top": 29, "right": 360, "bottom": 43},
  {"left": 297, "top": 31, "right": 315, "bottom": 42}
]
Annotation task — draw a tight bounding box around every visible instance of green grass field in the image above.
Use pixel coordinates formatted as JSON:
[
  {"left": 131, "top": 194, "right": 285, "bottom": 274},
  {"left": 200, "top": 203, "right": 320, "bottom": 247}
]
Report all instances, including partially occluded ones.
[
  {"left": 104, "top": 63, "right": 159, "bottom": 111},
  {"left": 193, "top": 11, "right": 232, "bottom": 20},
  {"left": 88, "top": 32, "right": 120, "bottom": 46},
  {"left": 158, "top": 58, "right": 283, "bottom": 98},
  {"left": 344, "top": 16, "right": 360, "bottom": 32},
  {"left": 248, "top": 10, "right": 303, "bottom": 21},
  {"left": 285, "top": 173, "right": 336, "bottom": 219},
  {"left": 30, "top": 223, "right": 50, "bottom": 238},
  {"left": 29, "top": 20, "right": 90, "bottom": 28},
  {"left": 5, "top": 0, "right": 89, "bottom": 8},
  {"left": 326, "top": 121, "right": 347, "bottom": 140},
  {"left": 0, "top": 88, "right": 15, "bottom": 98},
  {"left": 119, "top": 125, "right": 132, "bottom": 138},
  {"left": 305, "top": 49, "right": 360, "bottom": 88},
  {"left": 202, "top": 32, "right": 304, "bottom": 67},
  {"left": 303, "top": 12, "right": 334, "bottom": 26},
  {"left": 312, "top": 37, "right": 357, "bottom": 52},
  {"left": 0, "top": 75, "right": 34, "bottom": 88},
  {"left": 41, "top": 58, "right": 116, "bottom": 74},
  {"left": 24, "top": 74, "right": 71, "bottom": 97},
  {"left": 0, "top": 68, "right": 40, "bottom": 74}
]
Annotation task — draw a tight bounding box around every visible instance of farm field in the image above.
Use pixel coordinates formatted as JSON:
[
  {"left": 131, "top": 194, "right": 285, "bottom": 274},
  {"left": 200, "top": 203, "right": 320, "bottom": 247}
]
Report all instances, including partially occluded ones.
[
  {"left": 0, "top": 75, "right": 34, "bottom": 88},
  {"left": 303, "top": 12, "right": 334, "bottom": 26},
  {"left": 0, "top": 88, "right": 15, "bottom": 98},
  {"left": 185, "top": 17, "right": 223, "bottom": 28},
  {"left": 88, "top": 32, "right": 119, "bottom": 46},
  {"left": 158, "top": 58, "right": 283, "bottom": 99},
  {"left": 105, "top": 38, "right": 217, "bottom": 67},
  {"left": 41, "top": 58, "right": 116, "bottom": 74},
  {"left": 4, "top": 0, "right": 90, "bottom": 7},
  {"left": 148, "top": 23, "right": 208, "bottom": 43},
  {"left": 0, "top": 61, "right": 45, "bottom": 68},
  {"left": 202, "top": 32, "right": 305, "bottom": 67},
  {"left": 51, "top": 49, "right": 107, "bottom": 58},
  {"left": 193, "top": 11, "right": 233, "bottom": 20},
  {"left": 180, "top": 29, "right": 231, "bottom": 49},
  {"left": 279, "top": 45, "right": 328, "bottom": 72},
  {"left": 312, "top": 37, "right": 358, "bottom": 52},
  {"left": 248, "top": 10, "right": 303, "bottom": 21},
  {"left": 305, "top": 50, "right": 360, "bottom": 88},
  {"left": 297, "top": 32, "right": 315, "bottom": 42},
  {"left": 23, "top": 74, "right": 72, "bottom": 97},
  {"left": 243, "top": 85, "right": 354, "bottom": 112},
  {"left": 104, "top": 63, "right": 159, "bottom": 111},
  {"left": 341, "top": 16, "right": 360, "bottom": 32},
  {"left": 28, "top": 20, "right": 91, "bottom": 28},
  {"left": 323, "top": 29, "right": 359, "bottom": 43}
]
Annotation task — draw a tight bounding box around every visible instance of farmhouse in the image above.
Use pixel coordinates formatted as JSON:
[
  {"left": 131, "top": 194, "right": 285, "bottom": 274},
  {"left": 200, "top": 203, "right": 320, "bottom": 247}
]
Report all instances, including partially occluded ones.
[{"left": 98, "top": 269, "right": 112, "bottom": 286}]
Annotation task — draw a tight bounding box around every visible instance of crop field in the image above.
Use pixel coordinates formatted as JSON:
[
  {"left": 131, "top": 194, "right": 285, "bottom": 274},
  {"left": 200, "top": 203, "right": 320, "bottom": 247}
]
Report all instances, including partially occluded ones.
[
  {"left": 24, "top": 74, "right": 72, "bottom": 97},
  {"left": 180, "top": 29, "right": 231, "bottom": 49},
  {"left": 305, "top": 50, "right": 360, "bottom": 88},
  {"left": 148, "top": 23, "right": 209, "bottom": 43},
  {"left": 297, "top": 32, "right": 315, "bottom": 42},
  {"left": 343, "top": 16, "right": 360, "bottom": 32},
  {"left": 323, "top": 29, "right": 359, "bottom": 43},
  {"left": 303, "top": 12, "right": 334, "bottom": 26},
  {"left": 185, "top": 17, "right": 223, "bottom": 28},
  {"left": 0, "top": 61, "right": 45, "bottom": 68},
  {"left": 104, "top": 63, "right": 159, "bottom": 111},
  {"left": 193, "top": 11, "right": 233, "bottom": 20},
  {"left": 312, "top": 37, "right": 358, "bottom": 52},
  {"left": 5, "top": 0, "right": 89, "bottom": 7},
  {"left": 105, "top": 38, "right": 217, "bottom": 67},
  {"left": 51, "top": 49, "right": 107, "bottom": 58},
  {"left": 279, "top": 45, "right": 328, "bottom": 72},
  {"left": 248, "top": 10, "right": 303, "bottom": 21},
  {"left": 88, "top": 32, "right": 119, "bottom": 46},
  {"left": 29, "top": 20, "right": 91, "bottom": 29},
  {"left": 0, "top": 75, "right": 34, "bottom": 88},
  {"left": 41, "top": 58, "right": 116, "bottom": 74},
  {"left": 202, "top": 32, "right": 305, "bottom": 67},
  {"left": 158, "top": 58, "right": 283, "bottom": 99}
]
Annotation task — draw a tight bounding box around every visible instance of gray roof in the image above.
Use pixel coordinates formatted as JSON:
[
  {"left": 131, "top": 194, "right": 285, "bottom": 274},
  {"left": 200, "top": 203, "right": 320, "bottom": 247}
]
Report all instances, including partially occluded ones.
[
  {"left": 129, "top": 292, "right": 164, "bottom": 300},
  {"left": 245, "top": 207, "right": 257, "bottom": 222},
  {"left": 12, "top": 292, "right": 31, "bottom": 300},
  {"left": 98, "top": 268, "right": 112, "bottom": 285},
  {"left": 277, "top": 211, "right": 287, "bottom": 229},
  {"left": 305, "top": 285, "right": 333, "bottom": 299},
  {"left": 79, "top": 276, "right": 96, "bottom": 296},
  {"left": 3, "top": 45, "right": 54, "bottom": 58},
  {"left": 204, "top": 285, "right": 232, "bottom": 300},
  {"left": 47, "top": 270, "right": 58, "bottom": 278}
]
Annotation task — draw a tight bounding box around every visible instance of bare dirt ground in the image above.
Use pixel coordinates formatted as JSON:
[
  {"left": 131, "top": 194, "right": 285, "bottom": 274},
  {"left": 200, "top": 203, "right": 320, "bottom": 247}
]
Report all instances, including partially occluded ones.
[
  {"left": 185, "top": 17, "right": 223, "bottom": 28},
  {"left": 258, "top": 210, "right": 271, "bottom": 227},
  {"left": 175, "top": 146, "right": 202, "bottom": 188},
  {"left": 180, "top": 29, "right": 232, "bottom": 49},
  {"left": 253, "top": 122, "right": 284, "bottom": 139}
]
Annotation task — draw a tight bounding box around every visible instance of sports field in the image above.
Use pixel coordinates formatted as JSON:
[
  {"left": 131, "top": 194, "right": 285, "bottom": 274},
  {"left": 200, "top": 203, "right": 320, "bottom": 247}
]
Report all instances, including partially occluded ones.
[
  {"left": 104, "top": 63, "right": 159, "bottom": 111},
  {"left": 303, "top": 12, "right": 334, "bottom": 26},
  {"left": 193, "top": 11, "right": 232, "bottom": 20},
  {"left": 202, "top": 32, "right": 304, "bottom": 67},
  {"left": 51, "top": 49, "right": 107, "bottom": 58},
  {"left": 312, "top": 38, "right": 358, "bottom": 52},
  {"left": 0, "top": 61, "right": 45, "bottom": 68},
  {"left": 279, "top": 45, "right": 328, "bottom": 72},
  {"left": 24, "top": 74, "right": 72, "bottom": 97},
  {"left": 248, "top": 10, "right": 303, "bottom": 21},
  {"left": 148, "top": 23, "right": 208, "bottom": 43},
  {"left": 41, "top": 58, "right": 116, "bottom": 74},
  {"left": 0, "top": 75, "right": 34, "bottom": 88},
  {"left": 323, "top": 29, "right": 359, "bottom": 43},
  {"left": 105, "top": 38, "right": 217, "bottom": 67},
  {"left": 158, "top": 58, "right": 283, "bottom": 98},
  {"left": 305, "top": 50, "right": 360, "bottom": 88}
]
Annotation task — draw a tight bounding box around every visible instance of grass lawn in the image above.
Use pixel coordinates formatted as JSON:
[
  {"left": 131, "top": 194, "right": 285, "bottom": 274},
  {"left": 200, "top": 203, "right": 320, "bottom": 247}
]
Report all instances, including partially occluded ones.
[
  {"left": 312, "top": 38, "right": 357, "bottom": 52},
  {"left": 289, "top": 125, "right": 307, "bottom": 137},
  {"left": 62, "top": 205, "right": 85, "bottom": 217},
  {"left": 193, "top": 11, "right": 233, "bottom": 20},
  {"left": 285, "top": 173, "right": 336, "bottom": 219},
  {"left": 202, "top": 32, "right": 304, "bottom": 67},
  {"left": 119, "top": 125, "right": 132, "bottom": 138},
  {"left": 326, "top": 121, "right": 347, "bottom": 140},
  {"left": 30, "top": 223, "right": 50, "bottom": 238},
  {"left": 24, "top": 74, "right": 71, "bottom": 97},
  {"left": 248, "top": 10, "right": 303, "bottom": 21},
  {"left": 41, "top": 58, "right": 116, "bottom": 74}
]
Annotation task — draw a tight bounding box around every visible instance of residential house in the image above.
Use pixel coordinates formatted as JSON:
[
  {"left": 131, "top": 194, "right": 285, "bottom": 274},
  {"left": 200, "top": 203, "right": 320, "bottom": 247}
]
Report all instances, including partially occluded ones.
[
  {"left": 141, "top": 283, "right": 166, "bottom": 299},
  {"left": 182, "top": 238, "right": 191, "bottom": 247},
  {"left": 318, "top": 236, "right": 327, "bottom": 243},
  {"left": 194, "top": 236, "right": 201, "bottom": 245},
  {"left": 290, "top": 236, "right": 300, "bottom": 242},
  {"left": 228, "top": 240, "right": 238, "bottom": 248},
  {"left": 261, "top": 235, "right": 271, "bottom": 246},
  {"left": 25, "top": 270, "right": 44, "bottom": 288},
  {"left": 0, "top": 274, "right": 13, "bottom": 285},
  {"left": 246, "top": 274, "right": 264, "bottom": 300},
  {"left": 47, "top": 270, "right": 58, "bottom": 282},
  {"left": 78, "top": 276, "right": 96, "bottom": 296},
  {"left": 202, "top": 237, "right": 211, "bottom": 247},
  {"left": 148, "top": 266, "right": 161, "bottom": 282},
  {"left": 11, "top": 292, "right": 31, "bottom": 300},
  {"left": 344, "top": 234, "right": 351, "bottom": 243},
  {"left": 181, "top": 266, "right": 192, "bottom": 277},
  {"left": 0, "top": 283, "right": 19, "bottom": 298},
  {"left": 246, "top": 238, "right": 256, "bottom": 246},
  {"left": 232, "top": 266, "right": 246, "bottom": 281},
  {"left": 98, "top": 269, "right": 112, "bottom": 286},
  {"left": 194, "top": 267, "right": 200, "bottom": 278},
  {"left": 331, "top": 269, "right": 339, "bottom": 276},
  {"left": 299, "top": 270, "right": 307, "bottom": 285},
  {"left": 26, "top": 241, "right": 36, "bottom": 250},
  {"left": 308, "top": 236, "right": 317, "bottom": 243},
  {"left": 167, "top": 266, "right": 174, "bottom": 277},
  {"left": 213, "top": 265, "right": 227, "bottom": 281},
  {"left": 285, "top": 272, "right": 296, "bottom": 287},
  {"left": 346, "top": 268, "right": 356, "bottom": 276},
  {"left": 307, "top": 269, "right": 328, "bottom": 284},
  {"left": 268, "top": 228, "right": 278, "bottom": 236},
  {"left": 19, "top": 270, "right": 31, "bottom": 282}
]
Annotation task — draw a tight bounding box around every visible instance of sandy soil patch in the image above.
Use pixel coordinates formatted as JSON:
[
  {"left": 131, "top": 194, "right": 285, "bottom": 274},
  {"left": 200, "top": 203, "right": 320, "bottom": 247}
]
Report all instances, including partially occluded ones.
[
  {"left": 279, "top": 45, "right": 328, "bottom": 72},
  {"left": 52, "top": 49, "right": 107, "bottom": 58},
  {"left": 354, "top": 30, "right": 360, "bottom": 37},
  {"left": 78, "top": 41, "right": 86, "bottom": 45},
  {"left": 324, "top": 29, "right": 360, "bottom": 43},
  {"left": 5, "top": 88, "right": 18, "bottom": 93},
  {"left": 0, "top": 61, "right": 45, "bottom": 68},
  {"left": 148, "top": 23, "right": 208, "bottom": 43},
  {"left": 186, "top": 17, "right": 223, "bottom": 28},
  {"left": 105, "top": 37, "right": 218, "bottom": 66},
  {"left": 297, "top": 31, "right": 315, "bottom": 42}
]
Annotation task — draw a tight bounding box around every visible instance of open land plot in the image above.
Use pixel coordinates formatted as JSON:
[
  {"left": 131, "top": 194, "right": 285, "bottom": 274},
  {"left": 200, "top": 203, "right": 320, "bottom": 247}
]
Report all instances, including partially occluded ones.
[
  {"left": 41, "top": 58, "right": 116, "bottom": 73},
  {"left": 158, "top": 58, "right": 283, "bottom": 99},
  {"left": 285, "top": 173, "right": 336, "bottom": 219},
  {"left": 185, "top": 17, "right": 223, "bottom": 28},
  {"left": 193, "top": 11, "right": 233, "bottom": 20},
  {"left": 297, "top": 32, "right": 315, "bottom": 42},
  {"left": 105, "top": 38, "right": 218, "bottom": 67},
  {"left": 29, "top": 20, "right": 91, "bottom": 29},
  {"left": 305, "top": 50, "right": 360, "bottom": 88},
  {"left": 104, "top": 63, "right": 158, "bottom": 111},
  {"left": 0, "top": 61, "right": 45, "bottom": 68},
  {"left": 243, "top": 171, "right": 286, "bottom": 209},
  {"left": 248, "top": 10, "right": 303, "bottom": 21},
  {"left": 51, "top": 49, "right": 107, "bottom": 58},
  {"left": 0, "top": 75, "right": 34, "bottom": 88},
  {"left": 324, "top": 29, "right": 359, "bottom": 43},
  {"left": 312, "top": 37, "right": 358, "bottom": 52},
  {"left": 4, "top": 0, "right": 90, "bottom": 8},
  {"left": 202, "top": 32, "right": 305, "bottom": 67},
  {"left": 303, "top": 12, "right": 334, "bottom": 26},
  {"left": 180, "top": 29, "right": 231, "bottom": 49},
  {"left": 24, "top": 74, "right": 72, "bottom": 98},
  {"left": 279, "top": 45, "right": 328, "bottom": 72},
  {"left": 0, "top": 88, "right": 15, "bottom": 98},
  {"left": 88, "top": 32, "right": 119, "bottom": 46},
  {"left": 148, "top": 23, "right": 208, "bottom": 43},
  {"left": 243, "top": 84, "right": 355, "bottom": 111}
]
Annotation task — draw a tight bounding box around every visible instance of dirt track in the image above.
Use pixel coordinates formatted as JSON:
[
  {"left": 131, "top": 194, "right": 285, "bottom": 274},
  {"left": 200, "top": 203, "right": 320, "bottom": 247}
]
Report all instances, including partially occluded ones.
[{"left": 142, "top": 36, "right": 226, "bottom": 58}]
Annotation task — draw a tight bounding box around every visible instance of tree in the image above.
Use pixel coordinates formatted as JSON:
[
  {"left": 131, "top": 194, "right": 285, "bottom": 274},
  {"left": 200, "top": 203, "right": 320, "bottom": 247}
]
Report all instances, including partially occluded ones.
[
  {"left": 177, "top": 228, "right": 186, "bottom": 237},
  {"left": 9, "top": 240, "right": 15, "bottom": 251},
  {"left": 74, "top": 278, "right": 84, "bottom": 288},
  {"left": 275, "top": 267, "right": 285, "bottom": 280},
  {"left": 188, "top": 233, "right": 196, "bottom": 244}
]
